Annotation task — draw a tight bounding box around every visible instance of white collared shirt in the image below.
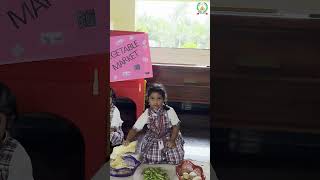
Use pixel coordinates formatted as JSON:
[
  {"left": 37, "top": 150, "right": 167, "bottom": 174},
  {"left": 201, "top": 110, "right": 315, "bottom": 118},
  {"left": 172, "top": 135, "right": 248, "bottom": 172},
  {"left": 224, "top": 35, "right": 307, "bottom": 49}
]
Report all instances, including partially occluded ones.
[
  {"left": 133, "top": 107, "right": 180, "bottom": 131},
  {"left": 8, "top": 143, "right": 34, "bottom": 180},
  {"left": 111, "top": 106, "right": 123, "bottom": 128}
]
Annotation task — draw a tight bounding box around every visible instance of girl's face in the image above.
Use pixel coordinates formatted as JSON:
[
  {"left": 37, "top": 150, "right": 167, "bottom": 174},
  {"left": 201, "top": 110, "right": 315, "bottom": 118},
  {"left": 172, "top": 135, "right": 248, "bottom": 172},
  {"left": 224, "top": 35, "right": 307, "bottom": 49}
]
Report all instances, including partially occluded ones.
[{"left": 148, "top": 92, "right": 164, "bottom": 111}]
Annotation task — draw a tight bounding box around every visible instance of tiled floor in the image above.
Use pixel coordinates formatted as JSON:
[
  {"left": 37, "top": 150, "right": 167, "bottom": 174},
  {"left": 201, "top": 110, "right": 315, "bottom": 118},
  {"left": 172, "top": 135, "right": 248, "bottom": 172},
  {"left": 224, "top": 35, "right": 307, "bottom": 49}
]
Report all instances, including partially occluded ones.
[
  {"left": 184, "top": 137, "right": 210, "bottom": 162},
  {"left": 178, "top": 113, "right": 211, "bottom": 162}
]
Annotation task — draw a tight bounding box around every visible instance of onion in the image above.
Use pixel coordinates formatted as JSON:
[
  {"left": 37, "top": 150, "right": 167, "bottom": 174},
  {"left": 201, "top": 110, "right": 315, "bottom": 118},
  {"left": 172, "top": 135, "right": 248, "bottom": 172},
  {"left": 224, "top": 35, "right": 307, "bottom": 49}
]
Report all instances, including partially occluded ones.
[{"left": 189, "top": 171, "right": 197, "bottom": 178}]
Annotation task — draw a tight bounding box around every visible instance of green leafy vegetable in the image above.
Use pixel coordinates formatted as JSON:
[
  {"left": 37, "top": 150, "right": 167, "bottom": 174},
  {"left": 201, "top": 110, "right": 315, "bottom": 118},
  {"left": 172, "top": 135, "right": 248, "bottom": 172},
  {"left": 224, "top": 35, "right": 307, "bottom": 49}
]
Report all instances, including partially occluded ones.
[{"left": 142, "top": 167, "right": 170, "bottom": 180}]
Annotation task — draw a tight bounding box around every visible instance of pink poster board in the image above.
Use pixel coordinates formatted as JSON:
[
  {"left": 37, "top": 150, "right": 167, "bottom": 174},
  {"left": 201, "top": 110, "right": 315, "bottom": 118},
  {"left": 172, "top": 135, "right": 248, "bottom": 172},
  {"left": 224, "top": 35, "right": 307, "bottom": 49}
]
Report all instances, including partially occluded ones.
[
  {"left": 0, "top": 0, "right": 108, "bottom": 65},
  {"left": 110, "top": 31, "right": 153, "bottom": 82}
]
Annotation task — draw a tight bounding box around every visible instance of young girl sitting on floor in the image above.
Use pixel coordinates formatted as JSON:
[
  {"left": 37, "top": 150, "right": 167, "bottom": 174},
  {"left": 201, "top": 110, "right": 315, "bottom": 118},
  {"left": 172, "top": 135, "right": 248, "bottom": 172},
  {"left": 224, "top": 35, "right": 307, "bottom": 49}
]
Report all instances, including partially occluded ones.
[
  {"left": 110, "top": 88, "right": 124, "bottom": 147},
  {"left": 123, "top": 83, "right": 184, "bottom": 165},
  {"left": 0, "top": 82, "right": 34, "bottom": 180}
]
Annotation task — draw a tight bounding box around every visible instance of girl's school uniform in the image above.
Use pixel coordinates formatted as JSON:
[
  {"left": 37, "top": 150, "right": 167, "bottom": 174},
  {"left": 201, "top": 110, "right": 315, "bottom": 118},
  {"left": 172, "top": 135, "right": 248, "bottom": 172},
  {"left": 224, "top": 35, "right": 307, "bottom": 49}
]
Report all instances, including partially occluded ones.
[
  {"left": 110, "top": 104, "right": 124, "bottom": 146},
  {"left": 133, "top": 106, "right": 184, "bottom": 165}
]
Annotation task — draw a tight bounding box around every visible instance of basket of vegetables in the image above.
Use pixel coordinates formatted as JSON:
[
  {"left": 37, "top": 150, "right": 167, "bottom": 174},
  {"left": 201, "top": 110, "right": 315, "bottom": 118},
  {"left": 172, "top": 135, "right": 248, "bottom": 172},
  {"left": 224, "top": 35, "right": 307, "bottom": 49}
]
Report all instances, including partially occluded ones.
[
  {"left": 176, "top": 160, "right": 205, "bottom": 180},
  {"left": 110, "top": 155, "right": 141, "bottom": 177}
]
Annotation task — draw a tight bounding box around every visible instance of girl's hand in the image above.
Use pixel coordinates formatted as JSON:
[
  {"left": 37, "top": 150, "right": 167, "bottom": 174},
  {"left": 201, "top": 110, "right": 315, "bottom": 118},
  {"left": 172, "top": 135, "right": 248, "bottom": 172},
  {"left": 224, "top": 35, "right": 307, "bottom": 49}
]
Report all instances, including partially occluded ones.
[
  {"left": 166, "top": 140, "right": 176, "bottom": 149},
  {"left": 110, "top": 128, "right": 115, "bottom": 132},
  {"left": 123, "top": 140, "right": 130, "bottom": 146}
]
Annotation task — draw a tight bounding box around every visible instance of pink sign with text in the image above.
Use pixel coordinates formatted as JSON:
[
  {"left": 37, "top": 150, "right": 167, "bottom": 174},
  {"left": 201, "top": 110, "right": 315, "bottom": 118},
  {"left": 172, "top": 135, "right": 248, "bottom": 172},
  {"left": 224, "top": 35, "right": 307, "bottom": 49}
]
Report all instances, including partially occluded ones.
[
  {"left": 0, "top": 0, "right": 108, "bottom": 65},
  {"left": 110, "top": 31, "right": 153, "bottom": 82}
]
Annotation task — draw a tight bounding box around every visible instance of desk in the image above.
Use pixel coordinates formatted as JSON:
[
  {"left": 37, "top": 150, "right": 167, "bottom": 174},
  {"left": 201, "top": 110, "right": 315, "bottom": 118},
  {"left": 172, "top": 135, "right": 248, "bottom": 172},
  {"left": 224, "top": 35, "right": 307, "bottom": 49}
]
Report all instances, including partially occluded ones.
[{"left": 150, "top": 65, "right": 210, "bottom": 104}]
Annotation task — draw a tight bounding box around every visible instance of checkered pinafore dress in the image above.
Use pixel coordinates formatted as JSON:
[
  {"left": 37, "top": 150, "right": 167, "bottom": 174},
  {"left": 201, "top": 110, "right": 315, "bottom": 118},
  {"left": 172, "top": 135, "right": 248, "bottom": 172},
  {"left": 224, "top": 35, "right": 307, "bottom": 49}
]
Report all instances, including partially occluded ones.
[
  {"left": 139, "top": 108, "right": 184, "bottom": 165},
  {"left": 110, "top": 104, "right": 124, "bottom": 146},
  {"left": 0, "top": 135, "right": 18, "bottom": 180}
]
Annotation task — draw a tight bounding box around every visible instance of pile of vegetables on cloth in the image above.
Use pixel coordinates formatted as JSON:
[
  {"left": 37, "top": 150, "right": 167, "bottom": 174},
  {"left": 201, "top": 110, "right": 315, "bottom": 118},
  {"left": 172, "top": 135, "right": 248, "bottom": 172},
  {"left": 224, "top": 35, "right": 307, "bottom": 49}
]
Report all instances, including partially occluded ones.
[{"left": 142, "top": 167, "right": 169, "bottom": 180}]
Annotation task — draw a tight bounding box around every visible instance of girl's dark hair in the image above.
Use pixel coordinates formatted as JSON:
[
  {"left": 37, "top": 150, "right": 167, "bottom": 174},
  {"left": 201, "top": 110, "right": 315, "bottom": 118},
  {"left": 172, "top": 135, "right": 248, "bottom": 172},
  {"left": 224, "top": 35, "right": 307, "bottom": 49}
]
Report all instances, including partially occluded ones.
[
  {"left": 146, "top": 83, "right": 170, "bottom": 110},
  {"left": 0, "top": 82, "right": 17, "bottom": 129},
  {"left": 110, "top": 88, "right": 116, "bottom": 105}
]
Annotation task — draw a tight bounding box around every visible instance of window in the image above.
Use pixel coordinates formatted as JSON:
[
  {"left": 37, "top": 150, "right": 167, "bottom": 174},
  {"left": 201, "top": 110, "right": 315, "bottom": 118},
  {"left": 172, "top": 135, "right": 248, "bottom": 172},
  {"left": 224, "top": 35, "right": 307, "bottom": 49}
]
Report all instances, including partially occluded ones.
[{"left": 135, "top": 0, "right": 210, "bottom": 49}]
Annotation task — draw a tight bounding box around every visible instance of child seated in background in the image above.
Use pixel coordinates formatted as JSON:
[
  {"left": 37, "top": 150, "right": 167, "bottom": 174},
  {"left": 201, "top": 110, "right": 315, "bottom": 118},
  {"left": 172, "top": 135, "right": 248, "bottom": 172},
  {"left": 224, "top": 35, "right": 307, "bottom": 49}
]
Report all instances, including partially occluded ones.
[
  {"left": 0, "top": 82, "right": 34, "bottom": 180},
  {"left": 123, "top": 83, "right": 185, "bottom": 165},
  {"left": 110, "top": 88, "right": 124, "bottom": 147}
]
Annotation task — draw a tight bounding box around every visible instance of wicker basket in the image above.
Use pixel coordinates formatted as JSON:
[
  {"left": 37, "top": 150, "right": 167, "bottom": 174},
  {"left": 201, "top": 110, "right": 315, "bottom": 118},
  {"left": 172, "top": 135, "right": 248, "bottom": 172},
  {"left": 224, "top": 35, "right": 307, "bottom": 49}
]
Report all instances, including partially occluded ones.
[{"left": 176, "top": 160, "right": 206, "bottom": 180}]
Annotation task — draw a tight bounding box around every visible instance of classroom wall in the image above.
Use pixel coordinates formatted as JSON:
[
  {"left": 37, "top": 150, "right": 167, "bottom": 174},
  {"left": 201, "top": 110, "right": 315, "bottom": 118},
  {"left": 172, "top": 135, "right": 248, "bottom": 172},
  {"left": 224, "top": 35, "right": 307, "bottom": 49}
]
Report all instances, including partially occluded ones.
[{"left": 110, "top": 0, "right": 135, "bottom": 31}]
